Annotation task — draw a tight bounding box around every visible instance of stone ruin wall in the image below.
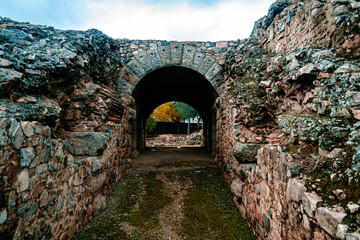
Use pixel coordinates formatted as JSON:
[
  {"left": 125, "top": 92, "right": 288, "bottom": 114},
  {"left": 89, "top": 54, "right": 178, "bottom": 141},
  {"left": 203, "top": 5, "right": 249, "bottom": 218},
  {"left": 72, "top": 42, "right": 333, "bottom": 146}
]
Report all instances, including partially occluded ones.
[
  {"left": 0, "top": 0, "right": 360, "bottom": 239},
  {"left": 0, "top": 20, "right": 136, "bottom": 239},
  {"left": 216, "top": 0, "right": 360, "bottom": 239}
]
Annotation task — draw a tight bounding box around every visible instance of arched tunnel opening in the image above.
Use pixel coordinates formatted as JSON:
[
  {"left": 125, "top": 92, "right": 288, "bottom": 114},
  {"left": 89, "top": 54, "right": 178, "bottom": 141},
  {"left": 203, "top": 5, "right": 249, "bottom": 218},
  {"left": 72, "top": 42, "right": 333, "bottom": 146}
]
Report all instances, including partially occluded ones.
[
  {"left": 131, "top": 66, "right": 219, "bottom": 155},
  {"left": 145, "top": 101, "right": 204, "bottom": 148}
]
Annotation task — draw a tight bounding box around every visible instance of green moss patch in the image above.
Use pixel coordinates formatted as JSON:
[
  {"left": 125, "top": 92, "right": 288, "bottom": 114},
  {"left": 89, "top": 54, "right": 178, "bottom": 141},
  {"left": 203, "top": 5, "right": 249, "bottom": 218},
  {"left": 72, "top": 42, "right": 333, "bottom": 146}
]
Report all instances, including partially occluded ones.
[
  {"left": 178, "top": 167, "right": 254, "bottom": 240},
  {"left": 126, "top": 171, "right": 173, "bottom": 230},
  {"left": 76, "top": 179, "right": 141, "bottom": 240}
]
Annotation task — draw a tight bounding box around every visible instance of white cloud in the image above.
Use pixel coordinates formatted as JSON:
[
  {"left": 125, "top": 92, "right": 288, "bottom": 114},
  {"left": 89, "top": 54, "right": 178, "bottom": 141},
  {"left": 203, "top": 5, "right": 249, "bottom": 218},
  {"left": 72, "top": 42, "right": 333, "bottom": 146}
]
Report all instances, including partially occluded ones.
[{"left": 82, "top": 0, "right": 274, "bottom": 41}]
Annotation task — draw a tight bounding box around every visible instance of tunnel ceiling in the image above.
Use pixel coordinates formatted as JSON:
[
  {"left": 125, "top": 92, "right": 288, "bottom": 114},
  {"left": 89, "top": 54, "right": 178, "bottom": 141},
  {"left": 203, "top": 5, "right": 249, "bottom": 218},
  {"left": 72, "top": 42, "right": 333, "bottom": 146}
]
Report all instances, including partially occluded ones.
[{"left": 132, "top": 66, "right": 219, "bottom": 120}]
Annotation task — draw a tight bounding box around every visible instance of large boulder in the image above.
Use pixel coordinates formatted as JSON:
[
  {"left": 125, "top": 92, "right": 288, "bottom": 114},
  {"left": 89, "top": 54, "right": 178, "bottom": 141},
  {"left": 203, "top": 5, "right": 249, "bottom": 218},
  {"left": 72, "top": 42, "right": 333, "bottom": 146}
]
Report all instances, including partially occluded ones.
[
  {"left": 66, "top": 132, "right": 108, "bottom": 156},
  {"left": 316, "top": 207, "right": 347, "bottom": 237},
  {"left": 233, "top": 143, "right": 264, "bottom": 163}
]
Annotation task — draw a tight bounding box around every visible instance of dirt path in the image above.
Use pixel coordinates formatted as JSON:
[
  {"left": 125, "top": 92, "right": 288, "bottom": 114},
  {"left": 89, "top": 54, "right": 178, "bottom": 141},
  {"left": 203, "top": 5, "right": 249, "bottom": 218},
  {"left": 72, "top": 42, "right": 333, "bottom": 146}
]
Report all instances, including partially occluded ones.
[{"left": 76, "top": 147, "right": 254, "bottom": 240}]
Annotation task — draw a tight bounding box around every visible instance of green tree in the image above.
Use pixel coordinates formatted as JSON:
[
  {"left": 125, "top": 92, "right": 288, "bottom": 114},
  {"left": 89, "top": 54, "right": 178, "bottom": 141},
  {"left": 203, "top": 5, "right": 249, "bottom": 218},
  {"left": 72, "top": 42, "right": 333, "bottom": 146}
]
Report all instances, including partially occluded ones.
[
  {"left": 174, "top": 102, "right": 199, "bottom": 121},
  {"left": 146, "top": 113, "right": 156, "bottom": 135}
]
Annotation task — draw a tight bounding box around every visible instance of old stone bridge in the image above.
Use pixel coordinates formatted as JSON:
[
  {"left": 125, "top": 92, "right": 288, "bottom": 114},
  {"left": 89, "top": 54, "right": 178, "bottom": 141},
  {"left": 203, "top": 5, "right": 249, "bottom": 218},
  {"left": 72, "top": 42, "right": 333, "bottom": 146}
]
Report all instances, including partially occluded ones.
[{"left": 1, "top": 0, "right": 360, "bottom": 239}]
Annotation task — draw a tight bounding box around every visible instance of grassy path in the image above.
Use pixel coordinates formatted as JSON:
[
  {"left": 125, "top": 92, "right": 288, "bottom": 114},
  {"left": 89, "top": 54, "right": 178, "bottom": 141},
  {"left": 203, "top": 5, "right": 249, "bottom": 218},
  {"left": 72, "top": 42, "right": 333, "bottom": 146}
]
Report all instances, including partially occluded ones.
[{"left": 76, "top": 148, "right": 254, "bottom": 240}]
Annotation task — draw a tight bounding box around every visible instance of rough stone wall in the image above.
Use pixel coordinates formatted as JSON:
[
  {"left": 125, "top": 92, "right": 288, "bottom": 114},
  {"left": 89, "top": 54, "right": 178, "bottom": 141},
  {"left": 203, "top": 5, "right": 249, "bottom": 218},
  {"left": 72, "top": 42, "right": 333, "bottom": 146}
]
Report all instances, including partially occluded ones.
[
  {"left": 0, "top": 18, "right": 135, "bottom": 239},
  {"left": 231, "top": 145, "right": 352, "bottom": 239},
  {"left": 0, "top": 118, "right": 131, "bottom": 239},
  {"left": 216, "top": 0, "right": 360, "bottom": 239},
  {"left": 252, "top": 0, "right": 360, "bottom": 58},
  {"left": 0, "top": 91, "right": 134, "bottom": 239}
]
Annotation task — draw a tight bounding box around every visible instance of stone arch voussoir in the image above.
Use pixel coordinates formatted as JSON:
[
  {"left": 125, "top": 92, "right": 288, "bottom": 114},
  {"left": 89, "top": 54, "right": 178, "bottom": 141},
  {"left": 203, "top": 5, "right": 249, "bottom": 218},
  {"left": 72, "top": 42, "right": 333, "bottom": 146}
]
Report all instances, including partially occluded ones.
[{"left": 118, "top": 44, "right": 223, "bottom": 95}]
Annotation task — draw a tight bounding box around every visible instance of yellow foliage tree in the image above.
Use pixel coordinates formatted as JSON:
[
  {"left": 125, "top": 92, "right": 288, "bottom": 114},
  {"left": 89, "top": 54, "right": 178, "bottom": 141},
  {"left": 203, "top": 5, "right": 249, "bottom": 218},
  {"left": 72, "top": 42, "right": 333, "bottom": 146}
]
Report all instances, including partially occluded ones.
[{"left": 153, "top": 102, "right": 183, "bottom": 122}]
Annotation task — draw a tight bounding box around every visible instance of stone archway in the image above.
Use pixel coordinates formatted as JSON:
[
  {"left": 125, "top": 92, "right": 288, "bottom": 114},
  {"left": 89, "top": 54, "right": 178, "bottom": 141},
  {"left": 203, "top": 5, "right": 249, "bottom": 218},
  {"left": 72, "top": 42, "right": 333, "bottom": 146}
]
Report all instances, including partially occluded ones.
[{"left": 117, "top": 44, "right": 223, "bottom": 154}]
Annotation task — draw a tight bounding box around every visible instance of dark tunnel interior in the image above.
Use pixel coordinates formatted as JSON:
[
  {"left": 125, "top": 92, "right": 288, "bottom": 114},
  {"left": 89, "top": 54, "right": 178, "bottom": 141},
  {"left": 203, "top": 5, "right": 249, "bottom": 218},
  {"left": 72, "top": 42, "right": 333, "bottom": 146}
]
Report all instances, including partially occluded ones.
[{"left": 131, "top": 66, "right": 219, "bottom": 152}]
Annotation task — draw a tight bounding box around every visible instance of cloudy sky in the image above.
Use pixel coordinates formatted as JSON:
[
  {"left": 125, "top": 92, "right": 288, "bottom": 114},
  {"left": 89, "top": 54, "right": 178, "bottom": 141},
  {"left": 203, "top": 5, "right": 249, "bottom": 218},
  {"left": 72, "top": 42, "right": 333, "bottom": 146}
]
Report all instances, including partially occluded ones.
[{"left": 0, "top": 0, "right": 274, "bottom": 41}]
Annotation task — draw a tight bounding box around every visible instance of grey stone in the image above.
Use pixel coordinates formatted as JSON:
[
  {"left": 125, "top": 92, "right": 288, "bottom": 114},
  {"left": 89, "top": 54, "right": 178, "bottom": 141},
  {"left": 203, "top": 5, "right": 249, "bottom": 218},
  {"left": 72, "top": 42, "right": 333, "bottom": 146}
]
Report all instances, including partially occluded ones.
[
  {"left": 20, "top": 147, "right": 35, "bottom": 168},
  {"left": 25, "top": 204, "right": 37, "bottom": 222},
  {"left": 0, "top": 68, "right": 23, "bottom": 83},
  {"left": 205, "top": 63, "right": 222, "bottom": 81},
  {"left": 170, "top": 43, "right": 183, "bottom": 65},
  {"left": 0, "top": 209, "right": 7, "bottom": 224},
  {"left": 17, "top": 170, "right": 29, "bottom": 193},
  {"left": 312, "top": 49, "right": 334, "bottom": 59},
  {"left": 134, "top": 51, "right": 152, "bottom": 72},
  {"left": 335, "top": 63, "right": 360, "bottom": 74},
  {"left": 89, "top": 157, "right": 102, "bottom": 173},
  {"left": 34, "top": 124, "right": 43, "bottom": 135},
  {"left": 346, "top": 233, "right": 360, "bottom": 240},
  {"left": 7, "top": 118, "right": 24, "bottom": 149},
  {"left": 128, "top": 108, "right": 136, "bottom": 120},
  {"left": 91, "top": 172, "right": 107, "bottom": 194},
  {"left": 287, "top": 178, "right": 306, "bottom": 202},
  {"left": 303, "top": 214, "right": 311, "bottom": 230},
  {"left": 327, "top": 148, "right": 343, "bottom": 159},
  {"left": 117, "top": 77, "right": 134, "bottom": 95},
  {"left": 56, "top": 197, "right": 63, "bottom": 211},
  {"left": 287, "top": 161, "right": 303, "bottom": 177},
  {"left": 351, "top": 2, "right": 360, "bottom": 9},
  {"left": 191, "top": 52, "right": 205, "bottom": 71},
  {"left": 337, "top": 224, "right": 349, "bottom": 239},
  {"left": 0, "top": 58, "right": 12, "bottom": 67},
  {"left": 233, "top": 143, "right": 264, "bottom": 163},
  {"left": 182, "top": 45, "right": 196, "bottom": 68},
  {"left": 8, "top": 191, "right": 17, "bottom": 209},
  {"left": 256, "top": 223, "right": 265, "bottom": 239},
  {"left": 159, "top": 45, "right": 171, "bottom": 65},
  {"left": 35, "top": 164, "right": 47, "bottom": 174},
  {"left": 126, "top": 60, "right": 146, "bottom": 79},
  {"left": 147, "top": 49, "right": 162, "bottom": 69},
  {"left": 72, "top": 82, "right": 101, "bottom": 100},
  {"left": 17, "top": 204, "right": 29, "bottom": 215},
  {"left": 298, "top": 64, "right": 317, "bottom": 76},
  {"left": 317, "top": 60, "right": 335, "bottom": 72},
  {"left": 316, "top": 207, "right": 347, "bottom": 237},
  {"left": 262, "top": 0, "right": 291, "bottom": 29},
  {"left": 39, "top": 190, "right": 49, "bottom": 208},
  {"left": 230, "top": 178, "right": 243, "bottom": 198},
  {"left": 39, "top": 142, "right": 53, "bottom": 163},
  {"left": 0, "top": 128, "right": 7, "bottom": 147},
  {"left": 262, "top": 213, "right": 270, "bottom": 233},
  {"left": 347, "top": 202, "right": 359, "bottom": 213},
  {"left": 0, "top": 98, "right": 60, "bottom": 121},
  {"left": 66, "top": 132, "right": 108, "bottom": 156},
  {"left": 198, "top": 55, "right": 216, "bottom": 75},
  {"left": 20, "top": 122, "right": 34, "bottom": 138},
  {"left": 93, "top": 194, "right": 106, "bottom": 215},
  {"left": 333, "top": 5, "right": 349, "bottom": 16},
  {"left": 119, "top": 66, "right": 140, "bottom": 86},
  {"left": 302, "top": 192, "right": 323, "bottom": 217},
  {"left": 21, "top": 194, "right": 28, "bottom": 203}
]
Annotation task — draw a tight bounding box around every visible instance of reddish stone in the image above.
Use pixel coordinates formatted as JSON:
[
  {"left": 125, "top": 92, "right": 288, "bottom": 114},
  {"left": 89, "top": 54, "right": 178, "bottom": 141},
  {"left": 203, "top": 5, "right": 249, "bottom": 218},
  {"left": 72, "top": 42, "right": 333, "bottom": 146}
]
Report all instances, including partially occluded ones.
[
  {"left": 31, "top": 181, "right": 46, "bottom": 198},
  {"left": 297, "top": 144, "right": 314, "bottom": 156},
  {"left": 351, "top": 109, "right": 360, "bottom": 120},
  {"left": 316, "top": 72, "right": 331, "bottom": 80},
  {"left": 1, "top": 162, "right": 18, "bottom": 185},
  {"left": 318, "top": 148, "right": 329, "bottom": 158},
  {"left": 303, "top": 92, "right": 315, "bottom": 104}
]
